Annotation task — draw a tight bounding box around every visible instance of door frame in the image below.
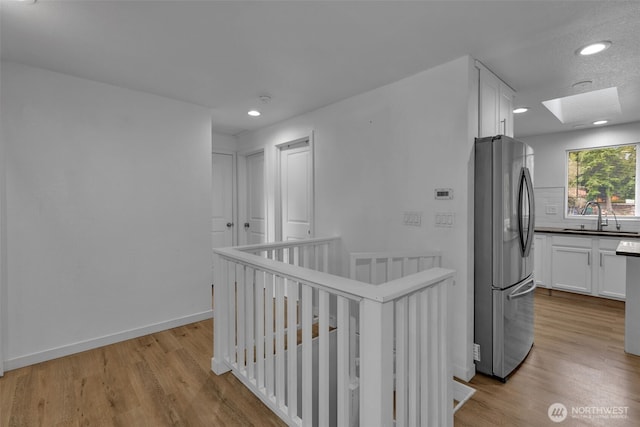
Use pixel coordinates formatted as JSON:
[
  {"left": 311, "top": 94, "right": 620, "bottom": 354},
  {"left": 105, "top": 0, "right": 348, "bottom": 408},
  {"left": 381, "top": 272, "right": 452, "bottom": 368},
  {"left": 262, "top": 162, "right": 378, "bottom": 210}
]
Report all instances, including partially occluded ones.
[
  {"left": 212, "top": 149, "right": 238, "bottom": 247},
  {"left": 275, "top": 132, "right": 315, "bottom": 241},
  {"left": 237, "top": 148, "right": 267, "bottom": 245}
]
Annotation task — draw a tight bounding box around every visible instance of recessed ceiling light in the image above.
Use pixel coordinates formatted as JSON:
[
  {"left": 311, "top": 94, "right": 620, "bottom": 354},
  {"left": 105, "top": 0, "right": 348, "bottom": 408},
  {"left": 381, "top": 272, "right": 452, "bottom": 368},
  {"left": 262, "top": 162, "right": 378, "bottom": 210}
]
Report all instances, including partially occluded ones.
[
  {"left": 247, "top": 110, "right": 261, "bottom": 117},
  {"left": 513, "top": 107, "right": 529, "bottom": 114},
  {"left": 576, "top": 41, "right": 612, "bottom": 56},
  {"left": 572, "top": 80, "right": 593, "bottom": 89},
  {"left": 593, "top": 120, "right": 608, "bottom": 125}
]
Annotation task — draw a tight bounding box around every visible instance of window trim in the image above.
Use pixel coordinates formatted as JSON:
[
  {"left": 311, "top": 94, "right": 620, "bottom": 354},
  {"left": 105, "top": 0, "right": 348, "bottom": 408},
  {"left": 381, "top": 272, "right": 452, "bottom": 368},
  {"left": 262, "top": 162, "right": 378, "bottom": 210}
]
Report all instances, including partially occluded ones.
[{"left": 565, "top": 142, "right": 640, "bottom": 219}]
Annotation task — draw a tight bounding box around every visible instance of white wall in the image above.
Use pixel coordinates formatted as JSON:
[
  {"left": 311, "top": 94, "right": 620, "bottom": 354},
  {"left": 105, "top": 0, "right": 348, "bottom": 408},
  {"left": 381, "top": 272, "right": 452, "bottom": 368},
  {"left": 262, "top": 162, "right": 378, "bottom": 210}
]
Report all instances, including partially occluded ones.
[
  {"left": 522, "top": 122, "right": 640, "bottom": 230},
  {"left": 212, "top": 131, "right": 237, "bottom": 152},
  {"left": 1, "top": 62, "right": 213, "bottom": 370},
  {"left": 237, "top": 56, "right": 478, "bottom": 380}
]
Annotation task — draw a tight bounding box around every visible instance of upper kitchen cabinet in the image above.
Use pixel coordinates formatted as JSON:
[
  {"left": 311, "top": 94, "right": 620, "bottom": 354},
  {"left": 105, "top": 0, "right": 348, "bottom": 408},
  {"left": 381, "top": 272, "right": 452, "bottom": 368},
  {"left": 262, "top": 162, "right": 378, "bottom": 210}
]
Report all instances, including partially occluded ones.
[{"left": 476, "top": 61, "right": 515, "bottom": 138}]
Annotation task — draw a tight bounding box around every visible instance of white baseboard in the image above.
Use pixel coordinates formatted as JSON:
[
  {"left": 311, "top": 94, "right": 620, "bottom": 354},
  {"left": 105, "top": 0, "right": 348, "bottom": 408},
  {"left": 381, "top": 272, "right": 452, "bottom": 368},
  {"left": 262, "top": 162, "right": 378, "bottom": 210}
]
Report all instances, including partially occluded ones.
[
  {"left": 453, "top": 362, "right": 476, "bottom": 382},
  {"left": 4, "top": 310, "right": 213, "bottom": 371}
]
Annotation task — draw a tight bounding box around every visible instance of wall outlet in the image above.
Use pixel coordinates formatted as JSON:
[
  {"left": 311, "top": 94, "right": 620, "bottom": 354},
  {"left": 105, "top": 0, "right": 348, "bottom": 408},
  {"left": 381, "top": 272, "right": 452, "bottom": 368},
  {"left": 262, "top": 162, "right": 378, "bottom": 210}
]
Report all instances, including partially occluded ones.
[
  {"left": 545, "top": 205, "right": 558, "bottom": 215},
  {"left": 473, "top": 343, "right": 481, "bottom": 362}
]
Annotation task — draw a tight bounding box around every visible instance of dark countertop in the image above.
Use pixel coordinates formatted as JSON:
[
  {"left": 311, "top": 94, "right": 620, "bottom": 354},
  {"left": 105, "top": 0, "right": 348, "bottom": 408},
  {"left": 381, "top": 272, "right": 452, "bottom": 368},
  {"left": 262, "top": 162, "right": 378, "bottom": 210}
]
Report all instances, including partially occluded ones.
[
  {"left": 535, "top": 226, "right": 640, "bottom": 239},
  {"left": 616, "top": 241, "right": 640, "bottom": 257}
]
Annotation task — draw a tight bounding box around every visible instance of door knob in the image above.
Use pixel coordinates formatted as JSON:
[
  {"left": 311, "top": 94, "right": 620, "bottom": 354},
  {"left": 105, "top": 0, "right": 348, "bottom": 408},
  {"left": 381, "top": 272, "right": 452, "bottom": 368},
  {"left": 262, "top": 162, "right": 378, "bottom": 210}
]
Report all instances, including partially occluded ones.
[
  {"left": 226, "top": 222, "right": 234, "bottom": 228},
  {"left": 244, "top": 222, "right": 250, "bottom": 229}
]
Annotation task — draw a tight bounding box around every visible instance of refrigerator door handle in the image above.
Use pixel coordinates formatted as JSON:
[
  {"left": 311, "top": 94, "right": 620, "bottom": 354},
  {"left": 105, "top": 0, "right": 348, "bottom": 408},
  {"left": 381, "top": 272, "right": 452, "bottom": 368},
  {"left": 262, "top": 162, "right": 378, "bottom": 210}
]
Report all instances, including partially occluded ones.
[
  {"left": 517, "top": 167, "right": 535, "bottom": 257},
  {"left": 507, "top": 280, "right": 537, "bottom": 300}
]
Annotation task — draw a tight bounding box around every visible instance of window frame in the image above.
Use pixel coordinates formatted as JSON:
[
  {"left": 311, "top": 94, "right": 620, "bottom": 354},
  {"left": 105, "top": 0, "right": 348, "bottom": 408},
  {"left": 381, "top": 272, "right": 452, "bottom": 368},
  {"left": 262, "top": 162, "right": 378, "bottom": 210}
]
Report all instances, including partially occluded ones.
[{"left": 565, "top": 142, "right": 640, "bottom": 219}]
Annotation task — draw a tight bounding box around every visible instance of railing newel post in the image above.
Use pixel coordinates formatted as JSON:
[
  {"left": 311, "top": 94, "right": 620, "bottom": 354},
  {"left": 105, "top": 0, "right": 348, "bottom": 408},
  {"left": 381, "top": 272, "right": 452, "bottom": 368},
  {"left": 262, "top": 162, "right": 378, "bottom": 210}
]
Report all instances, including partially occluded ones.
[
  {"left": 359, "top": 297, "right": 394, "bottom": 427},
  {"left": 212, "top": 253, "right": 231, "bottom": 374}
]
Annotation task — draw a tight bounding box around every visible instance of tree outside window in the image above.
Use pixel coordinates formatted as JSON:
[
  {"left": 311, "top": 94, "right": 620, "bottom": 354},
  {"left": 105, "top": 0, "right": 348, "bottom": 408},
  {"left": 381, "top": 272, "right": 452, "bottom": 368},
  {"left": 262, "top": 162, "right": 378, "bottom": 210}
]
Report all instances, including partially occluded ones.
[{"left": 567, "top": 144, "right": 637, "bottom": 217}]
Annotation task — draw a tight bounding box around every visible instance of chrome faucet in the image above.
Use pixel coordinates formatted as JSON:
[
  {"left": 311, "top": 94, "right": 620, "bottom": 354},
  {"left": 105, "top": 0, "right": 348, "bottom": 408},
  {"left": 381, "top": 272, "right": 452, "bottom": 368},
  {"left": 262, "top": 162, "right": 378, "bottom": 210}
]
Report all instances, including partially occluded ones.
[
  {"left": 581, "top": 200, "right": 607, "bottom": 231},
  {"left": 610, "top": 209, "right": 622, "bottom": 231}
]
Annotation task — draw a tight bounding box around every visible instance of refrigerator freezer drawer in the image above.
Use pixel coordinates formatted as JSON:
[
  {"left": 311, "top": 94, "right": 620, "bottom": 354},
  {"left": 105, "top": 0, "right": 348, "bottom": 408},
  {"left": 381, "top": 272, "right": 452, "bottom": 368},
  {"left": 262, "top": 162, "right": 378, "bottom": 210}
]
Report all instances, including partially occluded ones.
[{"left": 492, "top": 277, "right": 536, "bottom": 380}]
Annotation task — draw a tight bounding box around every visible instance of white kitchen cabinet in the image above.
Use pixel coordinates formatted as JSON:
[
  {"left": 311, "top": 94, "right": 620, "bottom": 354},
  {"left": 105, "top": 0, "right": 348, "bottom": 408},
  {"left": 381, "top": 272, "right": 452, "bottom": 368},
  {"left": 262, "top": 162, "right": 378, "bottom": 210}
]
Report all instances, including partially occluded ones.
[
  {"left": 533, "top": 234, "right": 549, "bottom": 288},
  {"left": 551, "top": 242, "right": 593, "bottom": 294},
  {"left": 538, "top": 233, "right": 627, "bottom": 300},
  {"left": 477, "top": 61, "right": 515, "bottom": 138},
  {"left": 598, "top": 239, "right": 626, "bottom": 300}
]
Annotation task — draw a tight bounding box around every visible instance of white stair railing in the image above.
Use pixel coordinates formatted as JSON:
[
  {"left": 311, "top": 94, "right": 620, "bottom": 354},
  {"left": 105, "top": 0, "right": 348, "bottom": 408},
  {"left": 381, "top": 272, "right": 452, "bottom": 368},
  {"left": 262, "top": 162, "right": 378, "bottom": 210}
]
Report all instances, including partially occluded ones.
[{"left": 212, "top": 238, "right": 454, "bottom": 427}]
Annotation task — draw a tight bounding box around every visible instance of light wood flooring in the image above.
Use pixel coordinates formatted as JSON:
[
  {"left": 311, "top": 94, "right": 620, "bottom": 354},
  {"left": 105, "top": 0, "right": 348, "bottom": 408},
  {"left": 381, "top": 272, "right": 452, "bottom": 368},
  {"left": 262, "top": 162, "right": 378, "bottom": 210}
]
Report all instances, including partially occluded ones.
[
  {"left": 2, "top": 289, "right": 639, "bottom": 426},
  {"left": 455, "top": 289, "right": 640, "bottom": 426}
]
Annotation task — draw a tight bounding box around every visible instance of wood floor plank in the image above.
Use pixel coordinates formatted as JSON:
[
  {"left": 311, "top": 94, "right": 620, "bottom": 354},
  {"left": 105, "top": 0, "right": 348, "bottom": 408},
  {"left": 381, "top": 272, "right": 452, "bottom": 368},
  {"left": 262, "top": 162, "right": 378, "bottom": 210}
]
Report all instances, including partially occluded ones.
[
  {"left": 2, "top": 289, "right": 639, "bottom": 426},
  {"left": 455, "top": 290, "right": 640, "bottom": 426}
]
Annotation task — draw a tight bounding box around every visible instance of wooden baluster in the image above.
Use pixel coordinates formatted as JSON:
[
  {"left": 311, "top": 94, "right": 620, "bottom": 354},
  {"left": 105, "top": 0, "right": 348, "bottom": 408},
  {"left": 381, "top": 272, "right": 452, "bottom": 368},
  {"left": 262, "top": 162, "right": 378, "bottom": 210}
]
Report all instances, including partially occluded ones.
[
  {"left": 402, "top": 257, "right": 409, "bottom": 280},
  {"left": 275, "top": 276, "right": 285, "bottom": 407},
  {"left": 322, "top": 244, "right": 329, "bottom": 273},
  {"left": 318, "top": 289, "right": 330, "bottom": 427},
  {"left": 246, "top": 267, "right": 255, "bottom": 380},
  {"left": 301, "top": 285, "right": 313, "bottom": 426},
  {"left": 236, "top": 263, "right": 246, "bottom": 372},
  {"left": 408, "top": 293, "right": 420, "bottom": 425},
  {"left": 302, "top": 245, "right": 310, "bottom": 269},
  {"left": 395, "top": 296, "right": 409, "bottom": 426},
  {"left": 287, "top": 279, "right": 299, "bottom": 420},
  {"left": 265, "top": 272, "right": 275, "bottom": 398},
  {"left": 370, "top": 258, "right": 378, "bottom": 285},
  {"left": 337, "top": 295, "right": 351, "bottom": 426},
  {"left": 228, "top": 262, "right": 237, "bottom": 367},
  {"left": 420, "top": 288, "right": 431, "bottom": 426},
  {"left": 255, "top": 270, "right": 265, "bottom": 389}
]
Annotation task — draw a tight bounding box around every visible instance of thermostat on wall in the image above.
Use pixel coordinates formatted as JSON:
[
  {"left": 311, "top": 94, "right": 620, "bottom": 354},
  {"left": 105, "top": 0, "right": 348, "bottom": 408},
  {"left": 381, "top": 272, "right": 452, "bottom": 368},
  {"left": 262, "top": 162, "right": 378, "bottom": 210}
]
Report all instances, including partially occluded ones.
[{"left": 435, "top": 188, "right": 453, "bottom": 200}]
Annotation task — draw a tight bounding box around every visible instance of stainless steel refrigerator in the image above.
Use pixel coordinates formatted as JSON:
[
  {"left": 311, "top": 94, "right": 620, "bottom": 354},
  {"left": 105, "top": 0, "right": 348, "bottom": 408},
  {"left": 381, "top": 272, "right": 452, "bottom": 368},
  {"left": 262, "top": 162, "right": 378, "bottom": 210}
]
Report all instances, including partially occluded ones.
[{"left": 474, "top": 135, "right": 536, "bottom": 381}]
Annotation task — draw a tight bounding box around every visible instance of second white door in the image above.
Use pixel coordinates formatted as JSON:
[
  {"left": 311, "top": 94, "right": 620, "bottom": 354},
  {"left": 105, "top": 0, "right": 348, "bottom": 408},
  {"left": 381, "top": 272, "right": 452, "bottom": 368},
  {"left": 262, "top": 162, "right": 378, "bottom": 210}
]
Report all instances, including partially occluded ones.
[
  {"left": 280, "top": 143, "right": 313, "bottom": 241},
  {"left": 243, "top": 151, "right": 266, "bottom": 244}
]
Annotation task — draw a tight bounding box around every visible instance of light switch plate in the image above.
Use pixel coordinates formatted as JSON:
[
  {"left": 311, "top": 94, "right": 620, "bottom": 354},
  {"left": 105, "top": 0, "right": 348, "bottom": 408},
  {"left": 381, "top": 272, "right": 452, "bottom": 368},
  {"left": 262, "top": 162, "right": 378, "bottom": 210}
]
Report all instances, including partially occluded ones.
[
  {"left": 435, "top": 212, "right": 455, "bottom": 227},
  {"left": 403, "top": 211, "right": 422, "bottom": 227}
]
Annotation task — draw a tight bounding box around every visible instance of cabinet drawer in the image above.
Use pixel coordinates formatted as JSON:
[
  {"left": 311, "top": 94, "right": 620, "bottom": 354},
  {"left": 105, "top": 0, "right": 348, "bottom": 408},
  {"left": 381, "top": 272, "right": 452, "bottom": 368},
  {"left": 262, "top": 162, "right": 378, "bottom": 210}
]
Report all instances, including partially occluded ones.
[
  {"left": 551, "top": 235, "right": 592, "bottom": 248},
  {"left": 599, "top": 238, "right": 622, "bottom": 251}
]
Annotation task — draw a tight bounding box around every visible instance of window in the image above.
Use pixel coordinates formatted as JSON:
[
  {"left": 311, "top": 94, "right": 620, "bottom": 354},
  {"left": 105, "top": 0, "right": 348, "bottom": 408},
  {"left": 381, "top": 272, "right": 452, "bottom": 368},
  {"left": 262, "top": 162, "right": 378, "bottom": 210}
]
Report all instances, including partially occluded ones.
[{"left": 567, "top": 143, "right": 639, "bottom": 217}]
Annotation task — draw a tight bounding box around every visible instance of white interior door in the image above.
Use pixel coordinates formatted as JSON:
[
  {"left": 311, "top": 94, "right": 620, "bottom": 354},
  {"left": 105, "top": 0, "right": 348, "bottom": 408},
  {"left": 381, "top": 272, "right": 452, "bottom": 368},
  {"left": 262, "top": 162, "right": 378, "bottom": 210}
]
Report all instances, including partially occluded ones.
[
  {"left": 212, "top": 152, "right": 235, "bottom": 249},
  {"left": 243, "top": 151, "right": 266, "bottom": 244},
  {"left": 280, "top": 142, "right": 314, "bottom": 241}
]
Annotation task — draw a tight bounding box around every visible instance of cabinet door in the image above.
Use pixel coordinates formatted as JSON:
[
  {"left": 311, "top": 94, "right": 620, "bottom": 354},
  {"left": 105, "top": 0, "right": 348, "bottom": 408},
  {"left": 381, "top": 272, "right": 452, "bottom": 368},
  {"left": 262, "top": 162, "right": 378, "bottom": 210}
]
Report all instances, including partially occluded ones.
[
  {"left": 479, "top": 69, "right": 500, "bottom": 137},
  {"left": 533, "top": 235, "right": 547, "bottom": 288},
  {"left": 598, "top": 249, "right": 626, "bottom": 299},
  {"left": 499, "top": 84, "right": 514, "bottom": 137},
  {"left": 551, "top": 246, "right": 592, "bottom": 294}
]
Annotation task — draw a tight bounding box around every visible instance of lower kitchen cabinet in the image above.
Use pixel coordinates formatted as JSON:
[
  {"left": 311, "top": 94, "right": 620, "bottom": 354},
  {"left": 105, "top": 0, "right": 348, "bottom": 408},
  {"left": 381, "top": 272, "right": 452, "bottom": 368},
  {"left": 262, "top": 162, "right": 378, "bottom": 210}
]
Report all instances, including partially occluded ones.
[
  {"left": 550, "top": 237, "right": 592, "bottom": 294},
  {"left": 533, "top": 235, "right": 548, "bottom": 288},
  {"left": 537, "top": 234, "right": 626, "bottom": 301},
  {"left": 598, "top": 239, "right": 626, "bottom": 299}
]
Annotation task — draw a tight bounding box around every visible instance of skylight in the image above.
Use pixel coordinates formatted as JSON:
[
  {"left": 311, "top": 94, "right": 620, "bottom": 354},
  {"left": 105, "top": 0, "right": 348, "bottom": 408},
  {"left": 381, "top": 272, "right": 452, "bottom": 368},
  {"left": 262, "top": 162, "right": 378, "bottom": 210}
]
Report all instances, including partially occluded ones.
[{"left": 541, "top": 87, "right": 621, "bottom": 124}]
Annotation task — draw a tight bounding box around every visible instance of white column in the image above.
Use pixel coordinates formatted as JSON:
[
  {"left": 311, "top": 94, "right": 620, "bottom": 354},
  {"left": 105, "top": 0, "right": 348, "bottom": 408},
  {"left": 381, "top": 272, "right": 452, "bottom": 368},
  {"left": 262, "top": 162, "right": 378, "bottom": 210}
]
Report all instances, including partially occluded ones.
[
  {"left": 359, "top": 298, "right": 394, "bottom": 427},
  {"left": 212, "top": 254, "right": 231, "bottom": 374}
]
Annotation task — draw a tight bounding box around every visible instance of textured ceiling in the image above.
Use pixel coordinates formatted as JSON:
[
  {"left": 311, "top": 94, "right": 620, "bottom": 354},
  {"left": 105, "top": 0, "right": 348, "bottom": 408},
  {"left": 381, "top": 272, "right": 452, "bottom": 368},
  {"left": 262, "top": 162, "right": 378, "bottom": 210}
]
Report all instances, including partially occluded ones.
[{"left": 2, "top": 0, "right": 639, "bottom": 137}]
